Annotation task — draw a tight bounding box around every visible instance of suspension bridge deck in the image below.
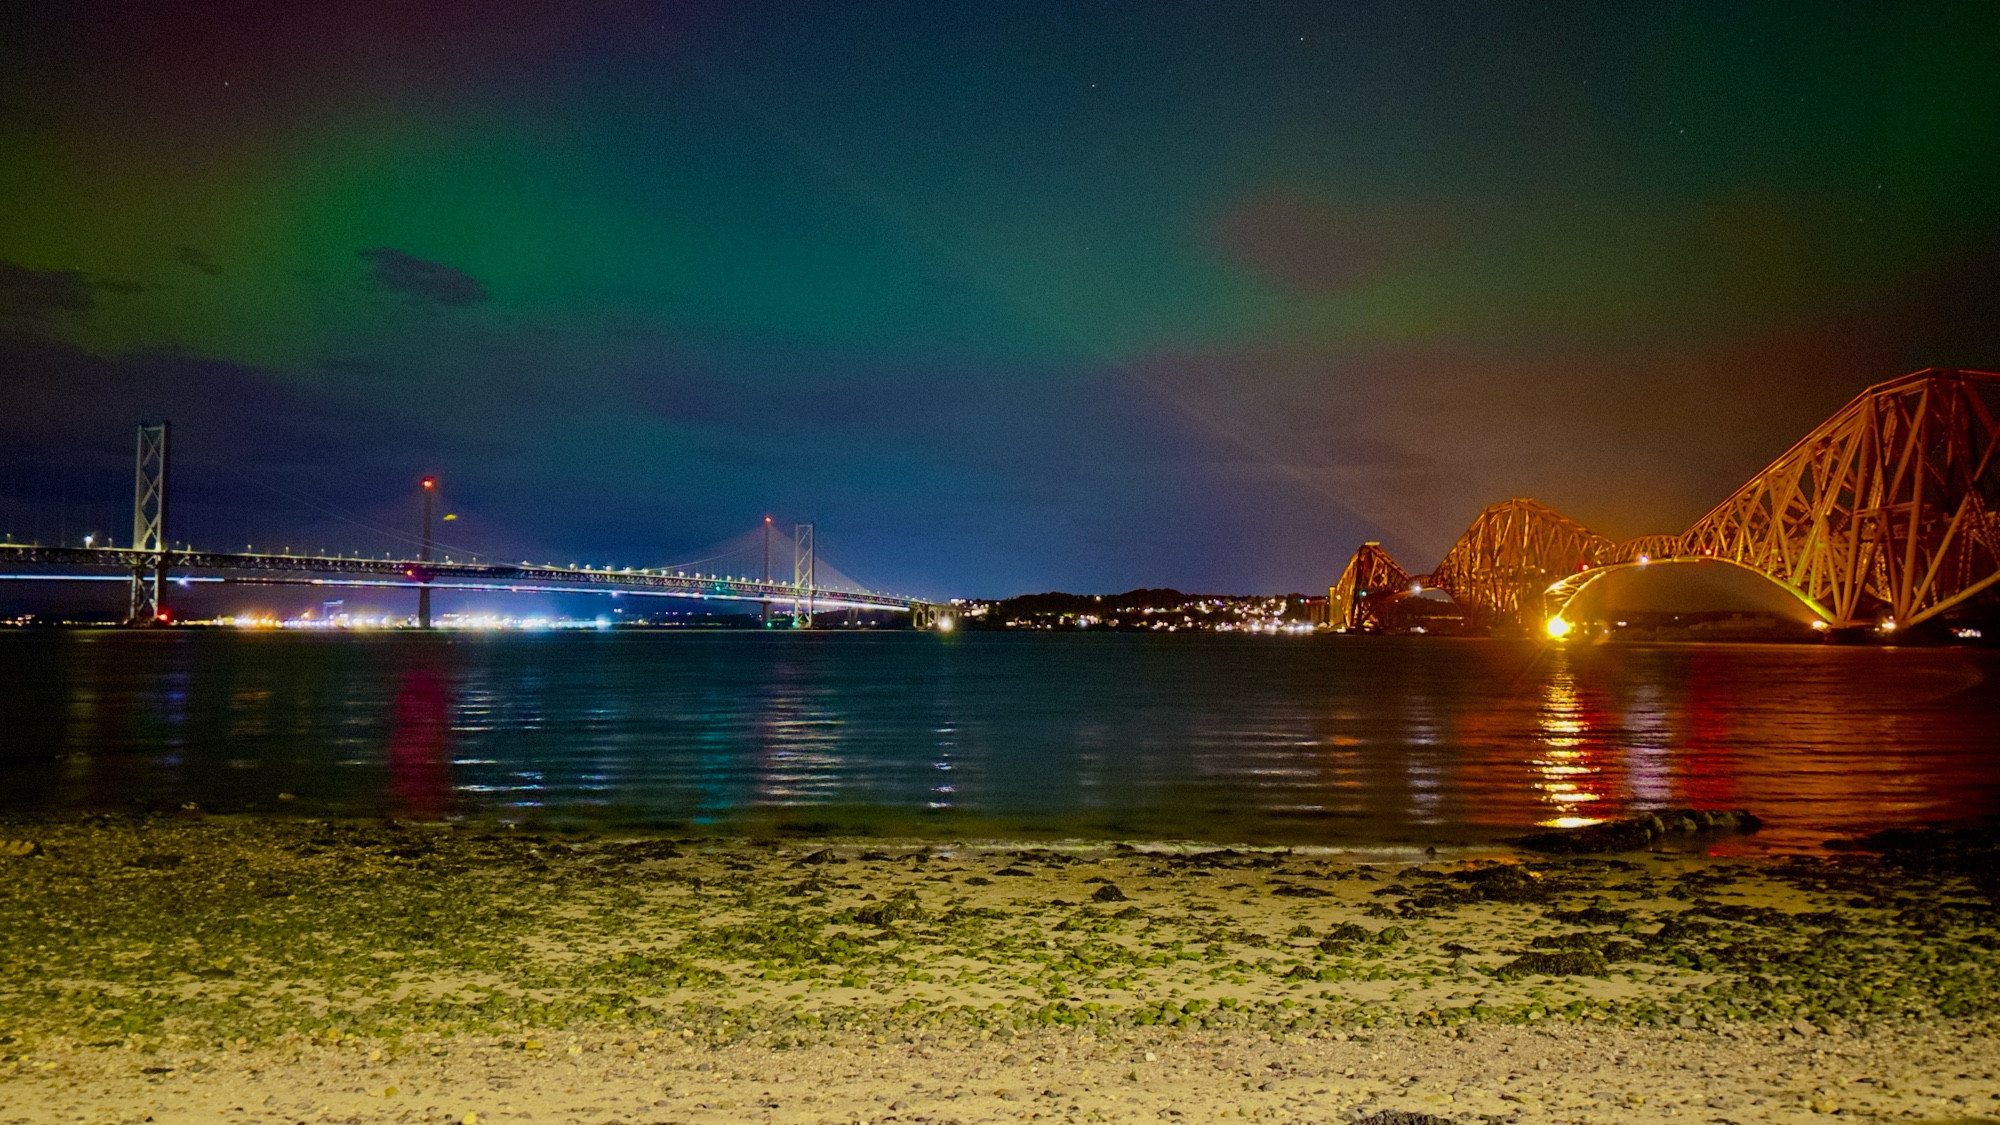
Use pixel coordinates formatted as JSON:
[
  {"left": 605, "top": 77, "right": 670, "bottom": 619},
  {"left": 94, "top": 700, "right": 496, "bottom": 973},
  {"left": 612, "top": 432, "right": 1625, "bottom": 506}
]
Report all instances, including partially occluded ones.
[{"left": 0, "top": 544, "right": 924, "bottom": 615}]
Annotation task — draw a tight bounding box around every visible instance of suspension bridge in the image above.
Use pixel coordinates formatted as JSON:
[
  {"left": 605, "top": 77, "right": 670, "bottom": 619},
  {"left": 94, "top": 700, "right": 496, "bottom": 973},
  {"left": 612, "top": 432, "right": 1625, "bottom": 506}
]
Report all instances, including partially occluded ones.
[
  {"left": 0, "top": 423, "right": 950, "bottom": 628},
  {"left": 1330, "top": 367, "right": 2000, "bottom": 637}
]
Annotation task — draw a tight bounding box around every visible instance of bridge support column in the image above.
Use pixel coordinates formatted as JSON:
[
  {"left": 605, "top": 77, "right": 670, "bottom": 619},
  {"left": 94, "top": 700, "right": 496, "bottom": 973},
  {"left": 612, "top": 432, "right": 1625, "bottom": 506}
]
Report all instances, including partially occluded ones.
[{"left": 127, "top": 420, "right": 170, "bottom": 625}]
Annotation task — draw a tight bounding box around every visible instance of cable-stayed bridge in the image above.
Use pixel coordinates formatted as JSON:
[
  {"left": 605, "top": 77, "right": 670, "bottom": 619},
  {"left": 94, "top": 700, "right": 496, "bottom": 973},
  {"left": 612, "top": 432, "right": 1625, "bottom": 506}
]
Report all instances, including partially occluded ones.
[
  {"left": 1331, "top": 368, "right": 2000, "bottom": 636},
  {"left": 0, "top": 425, "right": 947, "bottom": 627}
]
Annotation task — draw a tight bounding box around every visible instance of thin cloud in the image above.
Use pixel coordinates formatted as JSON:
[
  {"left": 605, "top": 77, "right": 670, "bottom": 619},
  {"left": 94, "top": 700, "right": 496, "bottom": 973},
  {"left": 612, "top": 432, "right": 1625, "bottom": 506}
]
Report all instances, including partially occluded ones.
[
  {"left": 175, "top": 246, "right": 224, "bottom": 276},
  {"left": 358, "top": 247, "right": 489, "bottom": 308},
  {"left": 0, "top": 259, "right": 95, "bottom": 319}
]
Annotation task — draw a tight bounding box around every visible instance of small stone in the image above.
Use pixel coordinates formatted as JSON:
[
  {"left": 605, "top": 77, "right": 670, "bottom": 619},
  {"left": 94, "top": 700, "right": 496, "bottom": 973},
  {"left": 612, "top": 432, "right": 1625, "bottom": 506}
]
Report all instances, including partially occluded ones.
[
  {"left": 0, "top": 840, "right": 41, "bottom": 858},
  {"left": 1792, "top": 1018, "right": 1818, "bottom": 1037},
  {"left": 1092, "top": 883, "right": 1128, "bottom": 902},
  {"left": 1495, "top": 949, "right": 1607, "bottom": 978}
]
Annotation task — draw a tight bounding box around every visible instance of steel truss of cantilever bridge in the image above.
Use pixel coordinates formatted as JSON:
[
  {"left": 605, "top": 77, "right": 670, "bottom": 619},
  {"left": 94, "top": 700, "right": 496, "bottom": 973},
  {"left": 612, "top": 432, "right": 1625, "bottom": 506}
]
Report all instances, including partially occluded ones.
[
  {"left": 0, "top": 424, "right": 946, "bottom": 626},
  {"left": 1330, "top": 367, "right": 2000, "bottom": 634}
]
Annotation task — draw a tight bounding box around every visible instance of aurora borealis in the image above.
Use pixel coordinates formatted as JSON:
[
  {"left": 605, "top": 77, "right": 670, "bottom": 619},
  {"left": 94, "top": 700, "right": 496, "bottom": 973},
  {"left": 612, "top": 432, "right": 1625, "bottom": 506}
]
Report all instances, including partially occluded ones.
[{"left": 3, "top": 2, "right": 1998, "bottom": 598}]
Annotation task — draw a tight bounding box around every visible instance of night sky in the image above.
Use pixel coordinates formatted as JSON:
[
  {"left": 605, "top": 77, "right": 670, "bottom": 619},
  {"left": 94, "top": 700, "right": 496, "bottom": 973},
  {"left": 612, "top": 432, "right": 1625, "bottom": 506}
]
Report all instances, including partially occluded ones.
[{"left": 3, "top": 2, "right": 1998, "bottom": 600}]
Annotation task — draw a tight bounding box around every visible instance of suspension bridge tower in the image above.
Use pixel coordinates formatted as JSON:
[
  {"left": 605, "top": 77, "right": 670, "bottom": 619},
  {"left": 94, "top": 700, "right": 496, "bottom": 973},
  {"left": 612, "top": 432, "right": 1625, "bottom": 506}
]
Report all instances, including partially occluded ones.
[{"left": 127, "top": 421, "right": 171, "bottom": 624}]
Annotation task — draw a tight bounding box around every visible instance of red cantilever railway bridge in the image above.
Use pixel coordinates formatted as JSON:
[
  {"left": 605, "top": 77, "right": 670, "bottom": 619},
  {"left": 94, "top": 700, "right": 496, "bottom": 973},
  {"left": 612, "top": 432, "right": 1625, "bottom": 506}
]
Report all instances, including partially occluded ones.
[{"left": 1331, "top": 368, "right": 2000, "bottom": 635}]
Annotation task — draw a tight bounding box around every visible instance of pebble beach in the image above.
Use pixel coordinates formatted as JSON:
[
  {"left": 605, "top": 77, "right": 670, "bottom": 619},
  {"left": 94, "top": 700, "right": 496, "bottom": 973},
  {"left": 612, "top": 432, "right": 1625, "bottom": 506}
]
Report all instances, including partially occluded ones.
[{"left": 2, "top": 813, "right": 1995, "bottom": 1123}]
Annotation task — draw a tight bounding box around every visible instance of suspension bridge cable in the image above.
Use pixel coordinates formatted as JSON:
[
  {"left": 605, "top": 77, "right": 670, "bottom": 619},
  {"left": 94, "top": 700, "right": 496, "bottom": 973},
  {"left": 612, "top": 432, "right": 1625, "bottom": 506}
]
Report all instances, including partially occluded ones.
[{"left": 238, "top": 474, "right": 488, "bottom": 560}]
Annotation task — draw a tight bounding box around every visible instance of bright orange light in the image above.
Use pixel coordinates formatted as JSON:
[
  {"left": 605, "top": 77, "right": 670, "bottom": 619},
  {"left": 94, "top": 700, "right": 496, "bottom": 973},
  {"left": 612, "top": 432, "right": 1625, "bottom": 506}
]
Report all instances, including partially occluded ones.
[
  {"left": 1544, "top": 615, "right": 1572, "bottom": 639},
  {"left": 422, "top": 477, "right": 436, "bottom": 490}
]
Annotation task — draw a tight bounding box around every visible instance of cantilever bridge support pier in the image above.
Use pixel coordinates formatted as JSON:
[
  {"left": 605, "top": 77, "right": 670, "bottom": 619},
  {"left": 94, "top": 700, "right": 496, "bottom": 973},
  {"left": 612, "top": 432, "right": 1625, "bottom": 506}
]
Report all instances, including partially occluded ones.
[{"left": 1328, "top": 542, "right": 1412, "bottom": 632}]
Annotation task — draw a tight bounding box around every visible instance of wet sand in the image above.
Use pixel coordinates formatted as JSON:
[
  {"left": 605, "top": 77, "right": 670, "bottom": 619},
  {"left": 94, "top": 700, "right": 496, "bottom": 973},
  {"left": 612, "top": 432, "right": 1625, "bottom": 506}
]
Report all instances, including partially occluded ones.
[{"left": 2, "top": 814, "right": 1996, "bottom": 1123}]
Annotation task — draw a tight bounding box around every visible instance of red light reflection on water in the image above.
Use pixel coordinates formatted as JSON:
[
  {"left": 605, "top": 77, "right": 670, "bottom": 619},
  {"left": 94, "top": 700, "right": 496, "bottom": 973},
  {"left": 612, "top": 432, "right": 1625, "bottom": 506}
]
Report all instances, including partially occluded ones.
[
  {"left": 388, "top": 661, "right": 453, "bottom": 818},
  {"left": 1669, "top": 650, "right": 1741, "bottom": 815},
  {"left": 1524, "top": 646, "right": 2000, "bottom": 847}
]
